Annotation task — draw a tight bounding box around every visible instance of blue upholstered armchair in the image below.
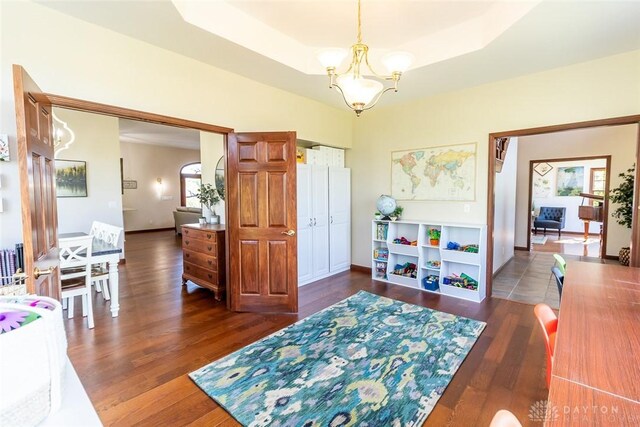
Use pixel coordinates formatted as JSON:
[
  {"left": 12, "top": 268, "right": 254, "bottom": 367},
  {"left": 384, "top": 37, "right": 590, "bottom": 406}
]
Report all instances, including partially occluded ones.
[{"left": 534, "top": 207, "right": 567, "bottom": 237}]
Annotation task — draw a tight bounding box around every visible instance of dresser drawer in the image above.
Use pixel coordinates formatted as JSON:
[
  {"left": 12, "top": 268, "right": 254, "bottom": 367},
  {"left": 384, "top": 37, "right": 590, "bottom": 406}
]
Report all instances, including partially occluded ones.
[
  {"left": 183, "top": 261, "right": 218, "bottom": 285},
  {"left": 182, "top": 227, "right": 217, "bottom": 242},
  {"left": 183, "top": 250, "right": 217, "bottom": 271},
  {"left": 182, "top": 237, "right": 217, "bottom": 254}
]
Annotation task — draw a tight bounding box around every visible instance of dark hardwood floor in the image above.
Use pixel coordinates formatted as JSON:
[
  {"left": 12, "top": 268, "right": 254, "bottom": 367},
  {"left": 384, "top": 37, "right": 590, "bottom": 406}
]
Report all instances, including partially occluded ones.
[{"left": 66, "top": 231, "right": 548, "bottom": 426}]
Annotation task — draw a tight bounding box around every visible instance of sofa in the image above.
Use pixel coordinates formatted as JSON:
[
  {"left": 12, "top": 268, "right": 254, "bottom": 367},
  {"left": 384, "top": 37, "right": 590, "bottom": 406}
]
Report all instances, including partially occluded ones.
[
  {"left": 534, "top": 206, "right": 566, "bottom": 237},
  {"left": 173, "top": 207, "right": 202, "bottom": 234}
]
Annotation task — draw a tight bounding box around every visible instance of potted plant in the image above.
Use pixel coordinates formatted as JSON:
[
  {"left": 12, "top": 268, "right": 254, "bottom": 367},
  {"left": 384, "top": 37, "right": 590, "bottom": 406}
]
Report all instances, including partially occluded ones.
[
  {"left": 428, "top": 228, "right": 441, "bottom": 246},
  {"left": 196, "top": 183, "right": 222, "bottom": 224},
  {"left": 609, "top": 165, "right": 634, "bottom": 265},
  {"left": 392, "top": 205, "right": 404, "bottom": 220},
  {"left": 374, "top": 211, "right": 382, "bottom": 220}
]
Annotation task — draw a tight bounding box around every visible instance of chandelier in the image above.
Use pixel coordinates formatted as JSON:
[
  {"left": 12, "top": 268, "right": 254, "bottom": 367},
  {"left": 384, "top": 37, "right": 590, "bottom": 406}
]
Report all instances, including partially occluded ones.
[
  {"left": 52, "top": 112, "right": 75, "bottom": 157},
  {"left": 317, "top": 0, "right": 413, "bottom": 116}
]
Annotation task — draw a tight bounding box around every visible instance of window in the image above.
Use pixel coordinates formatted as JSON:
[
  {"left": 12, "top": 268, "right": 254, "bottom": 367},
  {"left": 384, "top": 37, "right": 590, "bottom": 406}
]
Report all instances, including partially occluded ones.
[
  {"left": 180, "top": 162, "right": 201, "bottom": 208},
  {"left": 590, "top": 168, "right": 606, "bottom": 205}
]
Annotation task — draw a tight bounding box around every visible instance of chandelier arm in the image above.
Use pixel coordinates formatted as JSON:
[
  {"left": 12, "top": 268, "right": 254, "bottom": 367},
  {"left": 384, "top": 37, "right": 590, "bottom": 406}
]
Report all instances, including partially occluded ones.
[
  {"left": 330, "top": 82, "right": 361, "bottom": 112},
  {"left": 363, "top": 52, "right": 396, "bottom": 80}
]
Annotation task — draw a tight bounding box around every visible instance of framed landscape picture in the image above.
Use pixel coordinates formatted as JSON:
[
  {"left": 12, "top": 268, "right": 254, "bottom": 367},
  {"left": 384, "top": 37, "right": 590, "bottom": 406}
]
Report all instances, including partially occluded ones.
[
  {"left": 556, "top": 166, "right": 584, "bottom": 196},
  {"left": 55, "top": 159, "right": 88, "bottom": 197}
]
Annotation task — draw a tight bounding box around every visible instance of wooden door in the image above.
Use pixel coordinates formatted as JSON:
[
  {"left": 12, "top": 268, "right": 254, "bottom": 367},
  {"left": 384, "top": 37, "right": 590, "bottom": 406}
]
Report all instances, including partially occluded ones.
[
  {"left": 227, "top": 131, "right": 298, "bottom": 312},
  {"left": 296, "top": 164, "right": 313, "bottom": 285},
  {"left": 329, "top": 167, "right": 351, "bottom": 272},
  {"left": 311, "top": 166, "right": 330, "bottom": 277},
  {"left": 13, "top": 65, "right": 60, "bottom": 298}
]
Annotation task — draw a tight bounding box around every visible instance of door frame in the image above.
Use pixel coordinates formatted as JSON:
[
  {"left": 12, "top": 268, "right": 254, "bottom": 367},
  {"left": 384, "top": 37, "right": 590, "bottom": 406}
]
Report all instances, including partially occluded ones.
[
  {"left": 487, "top": 115, "right": 640, "bottom": 297},
  {"left": 41, "top": 92, "right": 236, "bottom": 305},
  {"left": 525, "top": 155, "right": 611, "bottom": 255}
]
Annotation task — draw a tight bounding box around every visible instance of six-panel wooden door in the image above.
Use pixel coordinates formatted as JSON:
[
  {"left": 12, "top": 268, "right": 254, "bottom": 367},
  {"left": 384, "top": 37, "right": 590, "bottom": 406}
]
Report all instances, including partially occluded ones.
[
  {"left": 13, "top": 65, "right": 60, "bottom": 298},
  {"left": 227, "top": 132, "right": 298, "bottom": 312}
]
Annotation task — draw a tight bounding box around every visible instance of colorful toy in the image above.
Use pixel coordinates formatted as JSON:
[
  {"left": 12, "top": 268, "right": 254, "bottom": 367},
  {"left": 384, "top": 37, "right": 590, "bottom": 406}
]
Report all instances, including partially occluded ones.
[
  {"left": 373, "top": 248, "right": 389, "bottom": 261},
  {"left": 442, "top": 273, "right": 478, "bottom": 290},
  {"left": 426, "top": 260, "right": 441, "bottom": 269},
  {"left": 392, "top": 262, "right": 417, "bottom": 278},
  {"left": 445, "top": 242, "right": 479, "bottom": 253},
  {"left": 392, "top": 236, "right": 417, "bottom": 246},
  {"left": 446, "top": 241, "right": 460, "bottom": 250}
]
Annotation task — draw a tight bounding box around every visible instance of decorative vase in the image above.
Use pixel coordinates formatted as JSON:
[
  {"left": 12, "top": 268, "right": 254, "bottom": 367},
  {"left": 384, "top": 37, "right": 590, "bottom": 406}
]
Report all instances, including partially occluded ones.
[
  {"left": 619, "top": 247, "right": 630, "bottom": 266},
  {"left": 198, "top": 217, "right": 206, "bottom": 225},
  {"left": 202, "top": 206, "right": 212, "bottom": 224},
  {"left": 209, "top": 214, "right": 220, "bottom": 225}
]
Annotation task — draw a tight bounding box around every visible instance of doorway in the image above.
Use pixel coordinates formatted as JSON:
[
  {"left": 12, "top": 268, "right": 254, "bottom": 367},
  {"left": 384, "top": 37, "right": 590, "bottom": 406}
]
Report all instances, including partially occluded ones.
[
  {"left": 14, "top": 65, "right": 299, "bottom": 313},
  {"left": 487, "top": 117, "right": 640, "bottom": 303},
  {"left": 527, "top": 155, "right": 610, "bottom": 259}
]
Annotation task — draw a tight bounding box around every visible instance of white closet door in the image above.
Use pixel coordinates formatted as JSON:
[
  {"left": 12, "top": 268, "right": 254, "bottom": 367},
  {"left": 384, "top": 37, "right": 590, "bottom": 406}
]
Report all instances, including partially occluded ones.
[
  {"left": 311, "top": 166, "right": 330, "bottom": 277},
  {"left": 296, "top": 165, "right": 314, "bottom": 285},
  {"left": 329, "top": 168, "right": 351, "bottom": 272}
]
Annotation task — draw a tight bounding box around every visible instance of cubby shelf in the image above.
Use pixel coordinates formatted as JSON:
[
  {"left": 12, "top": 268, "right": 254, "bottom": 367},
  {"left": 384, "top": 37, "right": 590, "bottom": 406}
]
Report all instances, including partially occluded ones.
[{"left": 371, "top": 219, "right": 487, "bottom": 303}]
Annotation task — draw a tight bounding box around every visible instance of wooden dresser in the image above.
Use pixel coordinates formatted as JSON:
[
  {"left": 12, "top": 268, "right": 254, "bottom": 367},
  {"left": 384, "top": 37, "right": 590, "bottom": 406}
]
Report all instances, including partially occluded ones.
[{"left": 181, "top": 224, "right": 226, "bottom": 301}]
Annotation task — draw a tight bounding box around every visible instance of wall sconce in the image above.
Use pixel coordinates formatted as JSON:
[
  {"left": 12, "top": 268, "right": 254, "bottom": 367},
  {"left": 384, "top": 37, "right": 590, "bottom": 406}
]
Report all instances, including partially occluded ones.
[{"left": 155, "top": 177, "right": 164, "bottom": 198}]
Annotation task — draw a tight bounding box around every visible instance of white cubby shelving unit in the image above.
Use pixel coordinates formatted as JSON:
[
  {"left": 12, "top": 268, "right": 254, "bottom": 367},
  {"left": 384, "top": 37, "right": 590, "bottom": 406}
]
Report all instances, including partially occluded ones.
[{"left": 371, "top": 219, "right": 487, "bottom": 302}]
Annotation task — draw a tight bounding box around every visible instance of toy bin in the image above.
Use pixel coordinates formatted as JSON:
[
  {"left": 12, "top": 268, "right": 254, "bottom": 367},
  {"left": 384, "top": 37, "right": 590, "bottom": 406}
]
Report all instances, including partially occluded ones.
[{"left": 422, "top": 275, "right": 440, "bottom": 292}]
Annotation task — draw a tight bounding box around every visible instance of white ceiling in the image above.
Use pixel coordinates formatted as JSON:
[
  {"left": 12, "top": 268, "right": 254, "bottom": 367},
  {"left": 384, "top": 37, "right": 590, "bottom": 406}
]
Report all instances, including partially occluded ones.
[
  {"left": 119, "top": 119, "right": 200, "bottom": 150},
  {"left": 172, "top": 0, "right": 538, "bottom": 74},
  {"left": 38, "top": 1, "right": 640, "bottom": 110}
]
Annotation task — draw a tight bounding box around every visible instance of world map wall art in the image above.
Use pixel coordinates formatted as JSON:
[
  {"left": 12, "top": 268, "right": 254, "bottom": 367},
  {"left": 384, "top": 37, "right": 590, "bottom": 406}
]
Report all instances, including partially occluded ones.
[{"left": 391, "top": 143, "right": 477, "bottom": 201}]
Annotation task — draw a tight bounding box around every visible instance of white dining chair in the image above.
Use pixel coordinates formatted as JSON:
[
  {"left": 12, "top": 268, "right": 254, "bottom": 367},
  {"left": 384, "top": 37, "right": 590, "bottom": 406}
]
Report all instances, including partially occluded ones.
[
  {"left": 89, "top": 221, "right": 123, "bottom": 300},
  {"left": 59, "top": 235, "right": 94, "bottom": 329}
]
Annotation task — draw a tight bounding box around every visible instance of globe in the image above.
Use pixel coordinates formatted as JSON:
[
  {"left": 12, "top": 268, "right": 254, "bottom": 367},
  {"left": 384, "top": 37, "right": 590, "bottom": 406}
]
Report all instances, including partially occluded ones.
[{"left": 376, "top": 194, "right": 397, "bottom": 216}]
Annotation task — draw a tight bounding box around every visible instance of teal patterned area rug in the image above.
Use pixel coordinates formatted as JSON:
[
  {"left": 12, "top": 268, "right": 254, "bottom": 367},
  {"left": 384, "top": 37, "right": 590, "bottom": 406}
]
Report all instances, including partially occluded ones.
[{"left": 190, "top": 291, "right": 486, "bottom": 426}]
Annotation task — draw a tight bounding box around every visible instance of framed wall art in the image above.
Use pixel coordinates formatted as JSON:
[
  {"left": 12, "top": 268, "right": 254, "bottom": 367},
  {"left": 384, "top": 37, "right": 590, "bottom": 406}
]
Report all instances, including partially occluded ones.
[{"left": 55, "top": 159, "right": 87, "bottom": 197}]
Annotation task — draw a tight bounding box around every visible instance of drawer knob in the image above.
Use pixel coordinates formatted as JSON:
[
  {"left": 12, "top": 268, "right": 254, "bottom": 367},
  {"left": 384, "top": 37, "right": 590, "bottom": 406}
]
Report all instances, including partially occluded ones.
[
  {"left": 185, "top": 253, "right": 190, "bottom": 258},
  {"left": 208, "top": 260, "right": 212, "bottom": 265},
  {"left": 208, "top": 274, "right": 213, "bottom": 279},
  {"left": 207, "top": 234, "right": 212, "bottom": 239},
  {"left": 185, "top": 240, "right": 190, "bottom": 245},
  {"left": 207, "top": 246, "right": 212, "bottom": 251}
]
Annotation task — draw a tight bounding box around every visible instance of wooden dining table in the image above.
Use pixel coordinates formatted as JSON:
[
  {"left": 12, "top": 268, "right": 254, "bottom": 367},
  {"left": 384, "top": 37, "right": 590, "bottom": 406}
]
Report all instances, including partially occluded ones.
[
  {"left": 59, "top": 232, "right": 122, "bottom": 318},
  {"left": 546, "top": 261, "right": 640, "bottom": 425}
]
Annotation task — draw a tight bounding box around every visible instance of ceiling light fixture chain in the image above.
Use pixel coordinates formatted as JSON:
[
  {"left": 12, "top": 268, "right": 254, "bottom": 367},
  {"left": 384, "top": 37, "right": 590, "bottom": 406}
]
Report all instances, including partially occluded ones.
[
  {"left": 357, "top": 0, "right": 362, "bottom": 44},
  {"left": 316, "top": 0, "right": 413, "bottom": 116}
]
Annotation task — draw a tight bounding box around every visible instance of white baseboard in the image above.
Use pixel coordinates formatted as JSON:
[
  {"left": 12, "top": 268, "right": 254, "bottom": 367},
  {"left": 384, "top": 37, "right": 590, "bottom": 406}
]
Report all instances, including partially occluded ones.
[{"left": 298, "top": 267, "right": 350, "bottom": 287}]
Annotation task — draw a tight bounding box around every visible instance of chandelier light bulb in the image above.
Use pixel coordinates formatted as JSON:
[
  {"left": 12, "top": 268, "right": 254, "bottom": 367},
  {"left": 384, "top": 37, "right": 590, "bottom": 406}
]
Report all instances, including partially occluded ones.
[
  {"left": 316, "top": 48, "right": 348, "bottom": 69},
  {"left": 381, "top": 51, "right": 415, "bottom": 74}
]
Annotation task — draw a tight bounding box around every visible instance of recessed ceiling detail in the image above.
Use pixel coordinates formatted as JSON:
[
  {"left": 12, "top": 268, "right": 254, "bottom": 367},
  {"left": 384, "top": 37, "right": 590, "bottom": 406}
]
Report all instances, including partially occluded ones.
[{"left": 171, "top": 0, "right": 539, "bottom": 75}]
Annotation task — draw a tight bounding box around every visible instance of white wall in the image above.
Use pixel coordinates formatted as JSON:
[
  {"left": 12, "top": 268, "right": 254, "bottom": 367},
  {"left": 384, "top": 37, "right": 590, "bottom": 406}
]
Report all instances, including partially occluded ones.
[
  {"left": 530, "top": 158, "right": 606, "bottom": 234},
  {"left": 120, "top": 142, "right": 200, "bottom": 231},
  {"left": 200, "top": 132, "right": 225, "bottom": 224},
  {"left": 515, "top": 126, "right": 637, "bottom": 256},
  {"left": 54, "top": 108, "right": 124, "bottom": 239},
  {"left": 493, "top": 138, "right": 518, "bottom": 273},
  {"left": 350, "top": 49, "right": 640, "bottom": 267},
  {"left": 0, "top": 1, "right": 352, "bottom": 247}
]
